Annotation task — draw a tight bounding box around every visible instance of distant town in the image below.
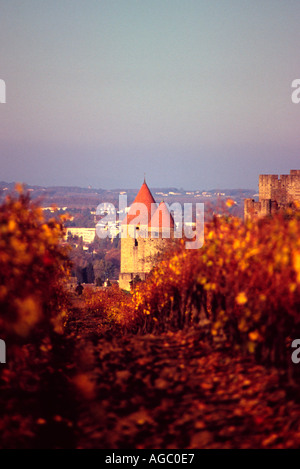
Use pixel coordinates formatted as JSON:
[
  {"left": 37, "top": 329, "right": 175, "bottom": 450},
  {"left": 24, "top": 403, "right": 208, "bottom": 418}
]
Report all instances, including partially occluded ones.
[
  {"left": 0, "top": 181, "right": 256, "bottom": 286},
  {"left": 0, "top": 180, "right": 256, "bottom": 240},
  {"left": 0, "top": 180, "right": 256, "bottom": 213}
]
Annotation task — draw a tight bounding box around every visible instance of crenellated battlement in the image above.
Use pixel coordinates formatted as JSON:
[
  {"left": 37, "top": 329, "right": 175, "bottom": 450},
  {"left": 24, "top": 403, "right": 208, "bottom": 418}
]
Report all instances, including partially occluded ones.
[{"left": 244, "top": 170, "right": 300, "bottom": 220}]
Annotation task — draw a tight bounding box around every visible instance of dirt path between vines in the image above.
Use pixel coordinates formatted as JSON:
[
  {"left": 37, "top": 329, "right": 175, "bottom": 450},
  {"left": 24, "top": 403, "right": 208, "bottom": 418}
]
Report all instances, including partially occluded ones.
[{"left": 65, "top": 303, "right": 300, "bottom": 449}]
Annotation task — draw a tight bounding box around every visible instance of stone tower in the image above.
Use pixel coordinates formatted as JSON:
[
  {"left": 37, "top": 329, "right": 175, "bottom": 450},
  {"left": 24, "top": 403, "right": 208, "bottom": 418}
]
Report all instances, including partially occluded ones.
[
  {"left": 244, "top": 170, "right": 300, "bottom": 220},
  {"left": 119, "top": 180, "right": 174, "bottom": 291}
]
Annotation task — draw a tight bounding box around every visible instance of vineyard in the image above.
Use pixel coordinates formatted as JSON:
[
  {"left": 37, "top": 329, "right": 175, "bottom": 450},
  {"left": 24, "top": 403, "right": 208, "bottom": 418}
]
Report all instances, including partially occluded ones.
[{"left": 1, "top": 189, "right": 300, "bottom": 448}]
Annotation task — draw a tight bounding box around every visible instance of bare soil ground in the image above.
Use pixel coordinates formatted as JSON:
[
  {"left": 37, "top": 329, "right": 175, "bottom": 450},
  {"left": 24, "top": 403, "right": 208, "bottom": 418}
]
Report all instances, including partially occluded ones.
[{"left": 63, "top": 303, "right": 300, "bottom": 449}]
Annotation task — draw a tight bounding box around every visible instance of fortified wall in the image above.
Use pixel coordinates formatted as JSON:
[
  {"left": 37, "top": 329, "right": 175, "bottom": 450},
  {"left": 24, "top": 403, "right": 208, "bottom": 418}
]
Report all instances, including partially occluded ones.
[{"left": 244, "top": 170, "right": 300, "bottom": 220}]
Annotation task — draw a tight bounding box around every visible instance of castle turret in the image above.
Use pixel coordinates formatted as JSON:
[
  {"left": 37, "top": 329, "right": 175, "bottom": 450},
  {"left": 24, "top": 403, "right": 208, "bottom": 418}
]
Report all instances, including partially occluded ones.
[
  {"left": 119, "top": 180, "right": 175, "bottom": 291},
  {"left": 119, "top": 180, "right": 174, "bottom": 290},
  {"left": 123, "top": 179, "right": 157, "bottom": 227},
  {"left": 149, "top": 200, "right": 175, "bottom": 238}
]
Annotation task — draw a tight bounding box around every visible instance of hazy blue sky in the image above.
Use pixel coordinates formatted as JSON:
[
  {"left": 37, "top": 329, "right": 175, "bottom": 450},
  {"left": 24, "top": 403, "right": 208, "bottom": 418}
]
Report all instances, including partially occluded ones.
[{"left": 0, "top": 0, "right": 300, "bottom": 190}]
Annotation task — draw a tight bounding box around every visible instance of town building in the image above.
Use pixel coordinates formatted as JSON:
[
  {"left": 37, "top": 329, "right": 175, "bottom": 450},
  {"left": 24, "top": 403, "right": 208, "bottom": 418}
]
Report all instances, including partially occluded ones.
[{"left": 65, "top": 227, "right": 96, "bottom": 244}]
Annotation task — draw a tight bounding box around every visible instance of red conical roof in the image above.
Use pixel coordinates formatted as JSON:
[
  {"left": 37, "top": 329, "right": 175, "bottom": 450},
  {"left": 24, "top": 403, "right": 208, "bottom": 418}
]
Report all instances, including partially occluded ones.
[
  {"left": 149, "top": 200, "right": 175, "bottom": 229},
  {"left": 122, "top": 180, "right": 157, "bottom": 225}
]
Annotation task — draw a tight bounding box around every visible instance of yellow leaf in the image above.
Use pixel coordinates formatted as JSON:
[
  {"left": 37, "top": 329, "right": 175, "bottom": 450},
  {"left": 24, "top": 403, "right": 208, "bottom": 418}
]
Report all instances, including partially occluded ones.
[
  {"left": 236, "top": 292, "right": 247, "bottom": 305},
  {"left": 226, "top": 198, "right": 235, "bottom": 207},
  {"left": 248, "top": 330, "right": 260, "bottom": 341},
  {"left": 293, "top": 251, "right": 300, "bottom": 284}
]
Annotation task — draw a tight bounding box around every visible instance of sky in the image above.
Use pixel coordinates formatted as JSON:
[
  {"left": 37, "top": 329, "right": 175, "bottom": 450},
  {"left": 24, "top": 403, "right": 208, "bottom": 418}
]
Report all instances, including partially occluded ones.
[{"left": 0, "top": 0, "right": 300, "bottom": 190}]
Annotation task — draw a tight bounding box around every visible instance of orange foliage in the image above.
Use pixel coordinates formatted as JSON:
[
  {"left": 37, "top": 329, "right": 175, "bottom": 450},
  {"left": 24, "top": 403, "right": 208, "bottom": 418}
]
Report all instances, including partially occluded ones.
[
  {"left": 84, "top": 207, "right": 300, "bottom": 374},
  {"left": 0, "top": 186, "right": 71, "bottom": 339},
  {"left": 83, "top": 284, "right": 134, "bottom": 329},
  {"left": 129, "top": 209, "right": 300, "bottom": 370}
]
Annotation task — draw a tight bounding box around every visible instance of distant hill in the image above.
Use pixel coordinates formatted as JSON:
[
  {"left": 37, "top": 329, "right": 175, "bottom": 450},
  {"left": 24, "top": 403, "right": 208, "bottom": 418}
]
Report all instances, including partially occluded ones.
[{"left": 0, "top": 182, "right": 256, "bottom": 217}]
